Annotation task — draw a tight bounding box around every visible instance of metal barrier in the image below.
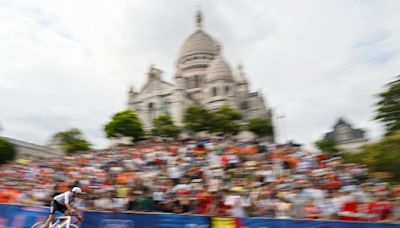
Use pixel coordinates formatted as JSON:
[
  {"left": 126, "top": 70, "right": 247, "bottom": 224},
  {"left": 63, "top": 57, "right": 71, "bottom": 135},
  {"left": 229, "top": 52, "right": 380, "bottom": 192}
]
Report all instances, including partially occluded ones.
[{"left": 0, "top": 204, "right": 398, "bottom": 228}]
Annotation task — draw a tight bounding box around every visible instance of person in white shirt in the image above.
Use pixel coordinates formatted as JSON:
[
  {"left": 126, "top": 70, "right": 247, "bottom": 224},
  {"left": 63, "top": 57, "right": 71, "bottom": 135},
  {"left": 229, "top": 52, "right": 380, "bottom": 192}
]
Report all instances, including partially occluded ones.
[{"left": 43, "top": 187, "right": 83, "bottom": 228}]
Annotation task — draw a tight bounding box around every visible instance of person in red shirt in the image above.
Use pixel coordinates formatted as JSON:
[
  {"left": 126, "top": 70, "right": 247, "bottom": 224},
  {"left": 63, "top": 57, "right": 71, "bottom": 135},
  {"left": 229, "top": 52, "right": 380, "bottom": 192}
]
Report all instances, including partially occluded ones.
[
  {"left": 338, "top": 195, "right": 361, "bottom": 221},
  {"left": 304, "top": 199, "right": 321, "bottom": 219},
  {"left": 209, "top": 193, "right": 231, "bottom": 216},
  {"left": 196, "top": 189, "right": 212, "bottom": 214},
  {"left": 368, "top": 196, "right": 393, "bottom": 222},
  {"left": 325, "top": 172, "right": 341, "bottom": 191},
  {"left": 220, "top": 154, "right": 229, "bottom": 167}
]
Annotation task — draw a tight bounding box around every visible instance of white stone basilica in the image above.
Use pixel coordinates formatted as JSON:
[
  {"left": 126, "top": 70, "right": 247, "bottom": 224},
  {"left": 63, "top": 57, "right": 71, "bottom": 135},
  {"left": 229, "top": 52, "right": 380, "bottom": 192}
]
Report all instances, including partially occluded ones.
[{"left": 128, "top": 10, "right": 272, "bottom": 130}]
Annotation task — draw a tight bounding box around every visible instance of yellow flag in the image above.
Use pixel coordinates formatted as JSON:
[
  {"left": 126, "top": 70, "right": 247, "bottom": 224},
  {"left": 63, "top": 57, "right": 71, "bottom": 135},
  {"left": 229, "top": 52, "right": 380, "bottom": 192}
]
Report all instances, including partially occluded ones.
[{"left": 211, "top": 217, "right": 241, "bottom": 228}]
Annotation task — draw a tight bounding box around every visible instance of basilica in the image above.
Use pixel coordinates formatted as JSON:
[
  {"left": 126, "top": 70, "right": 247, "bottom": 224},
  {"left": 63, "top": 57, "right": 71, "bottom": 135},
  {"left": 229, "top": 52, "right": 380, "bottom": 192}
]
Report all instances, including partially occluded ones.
[{"left": 128, "top": 10, "right": 272, "bottom": 130}]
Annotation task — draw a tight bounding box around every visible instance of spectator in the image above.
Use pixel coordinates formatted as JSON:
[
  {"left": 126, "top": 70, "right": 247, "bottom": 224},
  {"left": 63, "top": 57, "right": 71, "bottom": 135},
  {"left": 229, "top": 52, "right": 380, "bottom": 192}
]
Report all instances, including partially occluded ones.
[{"left": 0, "top": 140, "right": 398, "bottom": 223}]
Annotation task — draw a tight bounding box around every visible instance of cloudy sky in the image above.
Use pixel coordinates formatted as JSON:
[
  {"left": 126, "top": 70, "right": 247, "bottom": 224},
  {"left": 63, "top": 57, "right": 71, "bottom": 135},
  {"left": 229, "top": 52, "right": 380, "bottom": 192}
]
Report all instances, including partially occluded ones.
[{"left": 0, "top": 0, "right": 399, "bottom": 149}]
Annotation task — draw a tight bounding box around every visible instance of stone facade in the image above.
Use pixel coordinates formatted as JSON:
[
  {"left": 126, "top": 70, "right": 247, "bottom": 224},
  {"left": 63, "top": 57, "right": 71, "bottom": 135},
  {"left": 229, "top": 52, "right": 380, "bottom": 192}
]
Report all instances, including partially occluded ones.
[
  {"left": 128, "top": 10, "right": 272, "bottom": 131},
  {"left": 1, "top": 136, "right": 61, "bottom": 160},
  {"left": 325, "top": 118, "right": 368, "bottom": 152}
]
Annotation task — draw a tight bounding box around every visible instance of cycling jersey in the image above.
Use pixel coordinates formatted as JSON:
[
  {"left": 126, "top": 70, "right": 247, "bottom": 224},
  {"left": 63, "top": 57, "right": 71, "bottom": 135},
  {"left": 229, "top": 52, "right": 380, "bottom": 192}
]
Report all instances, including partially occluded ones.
[{"left": 53, "top": 191, "right": 74, "bottom": 206}]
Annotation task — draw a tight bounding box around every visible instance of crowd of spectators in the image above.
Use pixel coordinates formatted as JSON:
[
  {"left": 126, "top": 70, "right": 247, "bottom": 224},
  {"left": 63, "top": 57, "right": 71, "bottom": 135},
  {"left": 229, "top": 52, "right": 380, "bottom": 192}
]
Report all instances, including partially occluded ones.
[{"left": 0, "top": 140, "right": 399, "bottom": 223}]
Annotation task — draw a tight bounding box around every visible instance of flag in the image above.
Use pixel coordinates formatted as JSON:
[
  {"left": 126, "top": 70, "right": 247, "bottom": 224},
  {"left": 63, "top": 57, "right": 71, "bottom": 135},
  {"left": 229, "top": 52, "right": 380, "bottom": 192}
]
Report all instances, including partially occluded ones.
[{"left": 211, "top": 217, "right": 244, "bottom": 228}]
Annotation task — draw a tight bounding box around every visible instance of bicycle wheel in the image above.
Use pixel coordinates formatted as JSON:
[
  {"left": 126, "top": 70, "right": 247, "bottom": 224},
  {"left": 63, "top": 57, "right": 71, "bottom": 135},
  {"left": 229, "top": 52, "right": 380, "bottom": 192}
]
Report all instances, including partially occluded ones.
[{"left": 31, "top": 221, "right": 45, "bottom": 228}]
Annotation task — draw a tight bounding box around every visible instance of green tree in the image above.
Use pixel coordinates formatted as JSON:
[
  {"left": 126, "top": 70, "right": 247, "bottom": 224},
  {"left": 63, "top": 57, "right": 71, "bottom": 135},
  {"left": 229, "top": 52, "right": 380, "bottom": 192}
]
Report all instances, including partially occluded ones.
[
  {"left": 183, "top": 105, "right": 213, "bottom": 133},
  {"left": 375, "top": 76, "right": 400, "bottom": 135},
  {"left": 152, "top": 115, "right": 180, "bottom": 138},
  {"left": 345, "top": 133, "right": 400, "bottom": 182},
  {"left": 104, "top": 110, "right": 144, "bottom": 142},
  {"left": 54, "top": 128, "right": 91, "bottom": 154},
  {"left": 247, "top": 117, "right": 274, "bottom": 137},
  {"left": 315, "top": 138, "right": 340, "bottom": 157},
  {"left": 211, "top": 105, "right": 242, "bottom": 136},
  {"left": 0, "top": 138, "right": 16, "bottom": 164}
]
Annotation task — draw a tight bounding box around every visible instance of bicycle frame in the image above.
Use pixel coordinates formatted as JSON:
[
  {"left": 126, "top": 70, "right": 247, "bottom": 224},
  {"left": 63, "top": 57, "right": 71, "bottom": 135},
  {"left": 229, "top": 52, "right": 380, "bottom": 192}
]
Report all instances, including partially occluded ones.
[{"left": 51, "top": 216, "right": 73, "bottom": 228}]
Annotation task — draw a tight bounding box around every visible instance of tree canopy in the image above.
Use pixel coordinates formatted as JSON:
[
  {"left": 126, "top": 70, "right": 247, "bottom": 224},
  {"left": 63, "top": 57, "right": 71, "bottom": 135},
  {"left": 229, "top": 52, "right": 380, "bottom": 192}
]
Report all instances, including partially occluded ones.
[
  {"left": 104, "top": 110, "right": 144, "bottom": 142},
  {"left": 54, "top": 128, "right": 91, "bottom": 154},
  {"left": 211, "top": 105, "right": 242, "bottom": 136},
  {"left": 315, "top": 138, "right": 340, "bottom": 157},
  {"left": 247, "top": 117, "right": 274, "bottom": 137},
  {"left": 152, "top": 115, "right": 180, "bottom": 139},
  {"left": 0, "top": 138, "right": 16, "bottom": 164},
  {"left": 375, "top": 76, "right": 400, "bottom": 135},
  {"left": 342, "top": 133, "right": 400, "bottom": 183},
  {"left": 183, "top": 105, "right": 213, "bottom": 133}
]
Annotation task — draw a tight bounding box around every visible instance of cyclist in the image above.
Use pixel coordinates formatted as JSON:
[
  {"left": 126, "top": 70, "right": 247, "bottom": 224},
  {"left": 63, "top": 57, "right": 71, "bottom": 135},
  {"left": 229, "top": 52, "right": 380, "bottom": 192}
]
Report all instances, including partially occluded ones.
[{"left": 43, "top": 187, "right": 83, "bottom": 228}]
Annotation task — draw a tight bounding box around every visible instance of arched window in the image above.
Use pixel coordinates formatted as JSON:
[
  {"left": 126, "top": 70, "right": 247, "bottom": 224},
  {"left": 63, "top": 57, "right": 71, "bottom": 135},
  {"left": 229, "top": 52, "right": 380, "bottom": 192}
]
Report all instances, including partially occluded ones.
[
  {"left": 148, "top": 102, "right": 156, "bottom": 121},
  {"left": 194, "top": 75, "right": 200, "bottom": 88},
  {"left": 188, "top": 77, "right": 195, "bottom": 89},
  {"left": 337, "top": 126, "right": 351, "bottom": 142},
  {"left": 225, "top": 86, "right": 230, "bottom": 95},
  {"left": 240, "top": 101, "right": 248, "bottom": 109},
  {"left": 161, "top": 101, "right": 170, "bottom": 115},
  {"left": 212, "top": 87, "right": 217, "bottom": 97}
]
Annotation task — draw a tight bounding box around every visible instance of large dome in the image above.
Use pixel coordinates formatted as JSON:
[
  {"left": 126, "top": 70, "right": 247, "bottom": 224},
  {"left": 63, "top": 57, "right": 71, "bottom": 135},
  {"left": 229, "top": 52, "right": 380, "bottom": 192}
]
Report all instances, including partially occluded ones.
[
  {"left": 179, "top": 29, "right": 217, "bottom": 59},
  {"left": 207, "top": 55, "right": 233, "bottom": 83}
]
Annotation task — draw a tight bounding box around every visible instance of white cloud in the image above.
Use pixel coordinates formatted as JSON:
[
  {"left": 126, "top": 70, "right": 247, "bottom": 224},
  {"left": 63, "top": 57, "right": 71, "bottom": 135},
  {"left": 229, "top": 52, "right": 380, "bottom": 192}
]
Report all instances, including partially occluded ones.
[{"left": 0, "top": 0, "right": 399, "bottom": 149}]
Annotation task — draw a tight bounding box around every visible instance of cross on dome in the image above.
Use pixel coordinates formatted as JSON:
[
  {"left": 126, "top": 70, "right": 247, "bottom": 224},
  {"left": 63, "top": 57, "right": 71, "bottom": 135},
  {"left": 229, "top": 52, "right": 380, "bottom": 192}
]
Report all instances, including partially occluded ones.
[{"left": 196, "top": 7, "right": 202, "bottom": 29}]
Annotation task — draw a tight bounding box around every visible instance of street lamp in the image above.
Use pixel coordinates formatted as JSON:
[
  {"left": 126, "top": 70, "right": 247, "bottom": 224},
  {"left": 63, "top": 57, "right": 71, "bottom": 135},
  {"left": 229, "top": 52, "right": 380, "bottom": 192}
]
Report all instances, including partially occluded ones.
[{"left": 277, "top": 114, "right": 287, "bottom": 144}]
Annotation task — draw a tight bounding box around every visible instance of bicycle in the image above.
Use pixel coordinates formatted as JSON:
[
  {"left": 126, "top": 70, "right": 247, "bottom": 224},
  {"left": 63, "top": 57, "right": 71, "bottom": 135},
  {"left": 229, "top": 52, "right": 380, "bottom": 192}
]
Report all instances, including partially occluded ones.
[{"left": 31, "top": 215, "right": 80, "bottom": 228}]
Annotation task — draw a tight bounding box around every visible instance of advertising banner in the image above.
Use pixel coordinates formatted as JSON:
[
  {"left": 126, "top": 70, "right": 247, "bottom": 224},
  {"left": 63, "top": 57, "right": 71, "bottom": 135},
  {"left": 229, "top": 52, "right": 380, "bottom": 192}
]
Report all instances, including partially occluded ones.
[
  {"left": 0, "top": 204, "right": 398, "bottom": 228},
  {"left": 82, "top": 211, "right": 153, "bottom": 228},
  {"left": 0, "top": 204, "right": 53, "bottom": 228},
  {"left": 157, "top": 213, "right": 210, "bottom": 228},
  {"left": 241, "top": 217, "right": 399, "bottom": 228}
]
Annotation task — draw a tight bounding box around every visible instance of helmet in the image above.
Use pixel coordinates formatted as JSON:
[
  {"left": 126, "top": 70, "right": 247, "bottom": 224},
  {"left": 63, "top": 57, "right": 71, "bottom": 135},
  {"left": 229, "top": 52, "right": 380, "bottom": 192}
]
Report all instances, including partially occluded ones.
[{"left": 72, "top": 187, "right": 82, "bottom": 194}]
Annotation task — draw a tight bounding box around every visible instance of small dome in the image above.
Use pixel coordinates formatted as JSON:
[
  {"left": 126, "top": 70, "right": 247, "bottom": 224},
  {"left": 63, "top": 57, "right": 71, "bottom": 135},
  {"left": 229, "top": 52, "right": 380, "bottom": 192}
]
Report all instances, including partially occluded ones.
[
  {"left": 179, "top": 29, "right": 217, "bottom": 59},
  {"left": 207, "top": 55, "right": 233, "bottom": 83},
  {"left": 234, "top": 64, "right": 248, "bottom": 84}
]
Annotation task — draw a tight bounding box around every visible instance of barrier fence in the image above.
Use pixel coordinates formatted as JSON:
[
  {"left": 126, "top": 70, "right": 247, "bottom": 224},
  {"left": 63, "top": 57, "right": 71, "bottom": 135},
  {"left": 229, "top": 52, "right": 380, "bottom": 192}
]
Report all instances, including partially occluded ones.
[{"left": 0, "top": 204, "right": 398, "bottom": 228}]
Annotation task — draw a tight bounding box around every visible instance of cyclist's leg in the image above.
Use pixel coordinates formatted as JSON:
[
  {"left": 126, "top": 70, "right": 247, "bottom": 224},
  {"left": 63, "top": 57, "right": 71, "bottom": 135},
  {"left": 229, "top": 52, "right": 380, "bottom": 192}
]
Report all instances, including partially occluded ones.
[
  {"left": 63, "top": 209, "right": 69, "bottom": 216},
  {"left": 43, "top": 200, "right": 56, "bottom": 228},
  {"left": 59, "top": 204, "right": 69, "bottom": 215},
  {"left": 42, "top": 214, "right": 55, "bottom": 228}
]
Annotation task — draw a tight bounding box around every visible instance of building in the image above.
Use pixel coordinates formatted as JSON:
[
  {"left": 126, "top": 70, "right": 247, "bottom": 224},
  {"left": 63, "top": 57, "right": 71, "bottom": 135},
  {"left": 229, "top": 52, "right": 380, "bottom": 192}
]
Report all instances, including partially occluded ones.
[
  {"left": 1, "top": 136, "right": 62, "bottom": 160},
  {"left": 127, "top": 10, "right": 272, "bottom": 132},
  {"left": 325, "top": 118, "right": 368, "bottom": 152}
]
